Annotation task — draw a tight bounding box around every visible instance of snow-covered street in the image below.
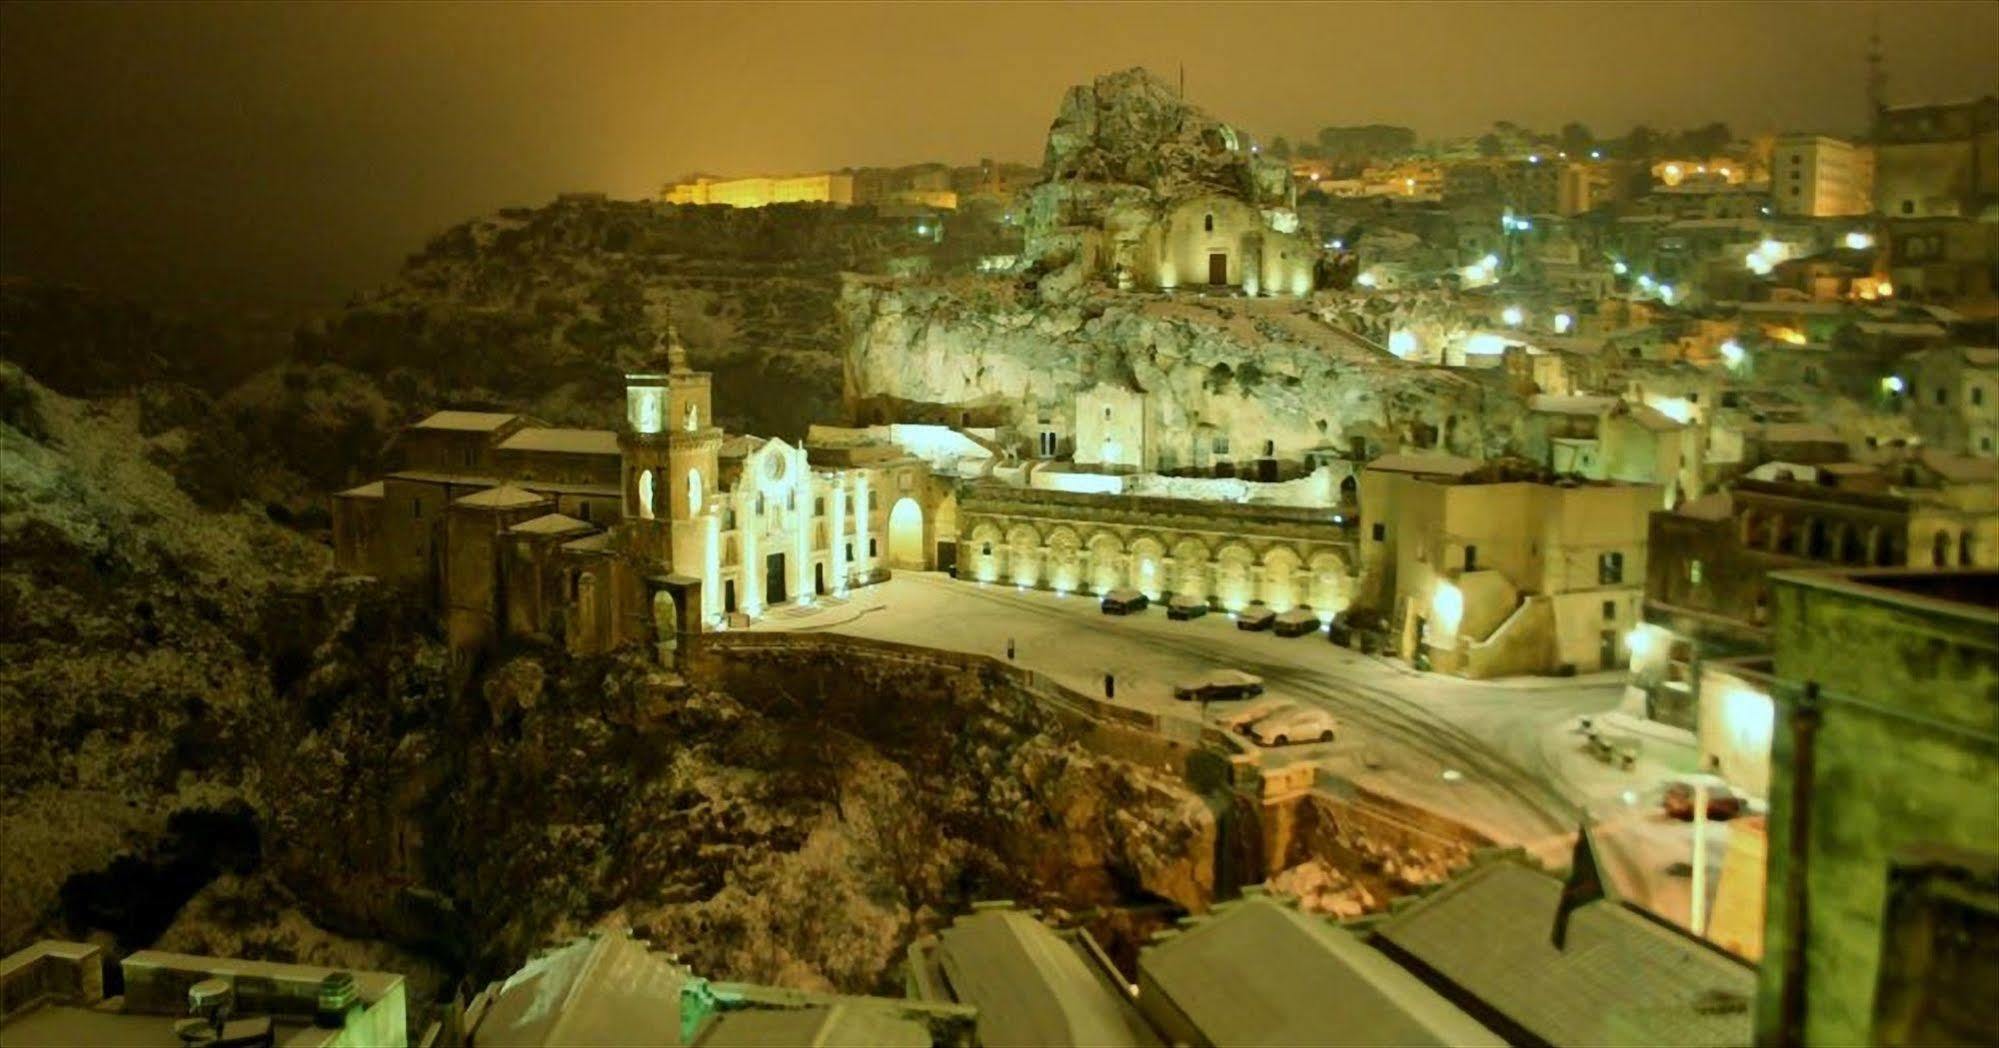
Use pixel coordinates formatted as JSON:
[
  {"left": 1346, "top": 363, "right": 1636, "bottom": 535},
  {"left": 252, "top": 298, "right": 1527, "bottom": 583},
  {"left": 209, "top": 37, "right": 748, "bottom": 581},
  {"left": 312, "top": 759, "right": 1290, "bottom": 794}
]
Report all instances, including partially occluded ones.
[{"left": 752, "top": 572, "right": 1731, "bottom": 927}]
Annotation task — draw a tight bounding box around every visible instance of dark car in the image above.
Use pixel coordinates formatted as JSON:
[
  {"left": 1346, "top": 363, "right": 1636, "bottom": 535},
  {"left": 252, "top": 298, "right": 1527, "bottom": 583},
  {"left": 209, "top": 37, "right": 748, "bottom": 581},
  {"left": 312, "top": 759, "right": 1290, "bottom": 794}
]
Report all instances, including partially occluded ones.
[
  {"left": 1235, "top": 604, "right": 1275, "bottom": 631},
  {"left": 1166, "top": 594, "right": 1210, "bottom": 620},
  {"left": 1663, "top": 781, "right": 1744, "bottom": 822},
  {"left": 1173, "top": 670, "right": 1264, "bottom": 702},
  {"left": 1100, "top": 588, "right": 1148, "bottom": 615},
  {"left": 1328, "top": 607, "right": 1387, "bottom": 647},
  {"left": 1274, "top": 607, "right": 1322, "bottom": 637}
]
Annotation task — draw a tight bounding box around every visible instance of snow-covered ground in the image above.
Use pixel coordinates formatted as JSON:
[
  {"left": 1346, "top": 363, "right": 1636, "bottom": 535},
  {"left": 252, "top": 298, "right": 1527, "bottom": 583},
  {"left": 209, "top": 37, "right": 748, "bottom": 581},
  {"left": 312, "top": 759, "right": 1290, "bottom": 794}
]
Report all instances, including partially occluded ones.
[{"left": 752, "top": 572, "right": 1732, "bottom": 927}]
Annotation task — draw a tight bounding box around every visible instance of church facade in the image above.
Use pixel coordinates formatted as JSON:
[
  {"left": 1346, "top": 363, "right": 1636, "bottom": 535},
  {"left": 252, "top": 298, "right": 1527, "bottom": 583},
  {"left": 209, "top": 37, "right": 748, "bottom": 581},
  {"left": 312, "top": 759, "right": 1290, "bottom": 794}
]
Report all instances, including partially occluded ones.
[{"left": 330, "top": 330, "right": 938, "bottom": 659}]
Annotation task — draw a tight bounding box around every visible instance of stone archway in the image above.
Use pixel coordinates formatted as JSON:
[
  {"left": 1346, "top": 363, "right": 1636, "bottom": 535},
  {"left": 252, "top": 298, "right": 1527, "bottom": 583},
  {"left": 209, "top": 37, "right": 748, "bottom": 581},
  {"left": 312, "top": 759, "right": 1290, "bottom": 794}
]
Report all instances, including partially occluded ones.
[
  {"left": 1087, "top": 533, "right": 1125, "bottom": 595},
  {"left": 1261, "top": 547, "right": 1304, "bottom": 611},
  {"left": 887, "top": 497, "right": 925, "bottom": 569},
  {"left": 1129, "top": 536, "right": 1167, "bottom": 600},
  {"left": 1307, "top": 551, "right": 1349, "bottom": 615}
]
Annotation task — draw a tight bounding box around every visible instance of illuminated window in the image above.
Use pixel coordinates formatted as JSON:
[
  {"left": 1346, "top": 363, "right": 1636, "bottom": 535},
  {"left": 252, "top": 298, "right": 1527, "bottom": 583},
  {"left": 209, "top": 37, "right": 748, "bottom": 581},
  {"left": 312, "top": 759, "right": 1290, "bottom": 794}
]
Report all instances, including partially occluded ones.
[{"left": 1690, "top": 559, "right": 1704, "bottom": 584}]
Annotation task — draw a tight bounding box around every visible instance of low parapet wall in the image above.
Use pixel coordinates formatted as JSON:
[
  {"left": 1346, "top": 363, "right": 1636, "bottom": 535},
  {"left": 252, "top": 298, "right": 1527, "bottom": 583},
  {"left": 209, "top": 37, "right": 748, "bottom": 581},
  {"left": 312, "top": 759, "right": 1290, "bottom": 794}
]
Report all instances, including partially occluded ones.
[{"left": 692, "top": 630, "right": 1249, "bottom": 780}]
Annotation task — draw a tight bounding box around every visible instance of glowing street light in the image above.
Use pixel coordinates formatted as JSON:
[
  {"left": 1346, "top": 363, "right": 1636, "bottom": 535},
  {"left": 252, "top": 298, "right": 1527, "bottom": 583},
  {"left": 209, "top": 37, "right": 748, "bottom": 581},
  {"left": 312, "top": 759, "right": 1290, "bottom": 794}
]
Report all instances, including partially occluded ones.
[
  {"left": 1590, "top": 149, "right": 1603, "bottom": 160},
  {"left": 1553, "top": 312, "right": 1573, "bottom": 334},
  {"left": 1501, "top": 305, "right": 1525, "bottom": 327},
  {"left": 1883, "top": 375, "right": 1906, "bottom": 394},
  {"left": 1720, "top": 340, "right": 1746, "bottom": 368},
  {"left": 1355, "top": 271, "right": 1379, "bottom": 288},
  {"left": 1844, "top": 231, "right": 1874, "bottom": 250},
  {"left": 1612, "top": 261, "right": 1629, "bottom": 275}
]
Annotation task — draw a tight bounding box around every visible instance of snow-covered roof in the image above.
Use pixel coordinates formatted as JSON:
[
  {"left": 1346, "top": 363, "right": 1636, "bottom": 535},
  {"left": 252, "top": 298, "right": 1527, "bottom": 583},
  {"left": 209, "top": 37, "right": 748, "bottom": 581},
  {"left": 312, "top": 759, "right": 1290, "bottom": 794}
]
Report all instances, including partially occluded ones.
[
  {"left": 508, "top": 513, "right": 594, "bottom": 536},
  {"left": 561, "top": 532, "right": 613, "bottom": 554},
  {"left": 335, "top": 481, "right": 386, "bottom": 499},
  {"left": 719, "top": 435, "right": 767, "bottom": 459},
  {"left": 497, "top": 427, "right": 621, "bottom": 456},
  {"left": 1758, "top": 423, "right": 1843, "bottom": 445},
  {"left": 1853, "top": 321, "right": 1945, "bottom": 337},
  {"left": 1366, "top": 453, "right": 1481, "bottom": 478},
  {"left": 1676, "top": 492, "right": 1735, "bottom": 520},
  {"left": 453, "top": 485, "right": 548, "bottom": 510},
  {"left": 415, "top": 410, "right": 519, "bottom": 432},
  {"left": 1919, "top": 449, "right": 1999, "bottom": 484},
  {"left": 1961, "top": 347, "right": 1999, "bottom": 367},
  {"left": 1628, "top": 405, "right": 1686, "bottom": 432},
  {"left": 1528, "top": 394, "right": 1619, "bottom": 416}
]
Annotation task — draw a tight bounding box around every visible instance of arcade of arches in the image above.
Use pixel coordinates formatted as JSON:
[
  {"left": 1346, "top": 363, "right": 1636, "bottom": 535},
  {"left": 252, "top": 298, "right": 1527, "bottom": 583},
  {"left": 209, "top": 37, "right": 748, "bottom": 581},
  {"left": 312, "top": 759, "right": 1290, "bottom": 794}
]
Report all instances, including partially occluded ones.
[{"left": 954, "top": 485, "right": 1354, "bottom": 614}]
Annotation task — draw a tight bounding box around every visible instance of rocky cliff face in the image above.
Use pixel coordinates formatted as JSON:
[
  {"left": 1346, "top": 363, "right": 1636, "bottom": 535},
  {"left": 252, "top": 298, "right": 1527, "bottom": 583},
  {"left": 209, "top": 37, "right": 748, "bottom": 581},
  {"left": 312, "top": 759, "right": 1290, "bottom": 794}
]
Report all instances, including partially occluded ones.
[{"left": 842, "top": 277, "right": 1526, "bottom": 460}]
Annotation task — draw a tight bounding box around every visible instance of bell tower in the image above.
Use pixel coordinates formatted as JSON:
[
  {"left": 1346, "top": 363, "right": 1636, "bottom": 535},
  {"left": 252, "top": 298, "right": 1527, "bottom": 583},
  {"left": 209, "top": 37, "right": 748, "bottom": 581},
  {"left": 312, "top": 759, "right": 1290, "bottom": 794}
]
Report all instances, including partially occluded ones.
[{"left": 621, "top": 322, "right": 720, "bottom": 569}]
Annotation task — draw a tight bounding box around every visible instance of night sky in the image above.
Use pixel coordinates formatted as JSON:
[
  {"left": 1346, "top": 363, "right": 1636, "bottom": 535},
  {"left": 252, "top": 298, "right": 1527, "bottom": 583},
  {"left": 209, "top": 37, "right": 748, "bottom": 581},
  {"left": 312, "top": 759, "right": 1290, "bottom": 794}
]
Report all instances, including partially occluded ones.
[{"left": 3, "top": 1, "right": 1995, "bottom": 309}]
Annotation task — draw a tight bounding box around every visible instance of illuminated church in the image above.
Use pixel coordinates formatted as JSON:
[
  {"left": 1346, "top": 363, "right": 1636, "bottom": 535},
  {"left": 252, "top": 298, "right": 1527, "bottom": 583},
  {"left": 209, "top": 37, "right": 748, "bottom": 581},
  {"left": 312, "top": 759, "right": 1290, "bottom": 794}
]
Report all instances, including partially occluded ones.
[{"left": 330, "top": 327, "right": 941, "bottom": 659}]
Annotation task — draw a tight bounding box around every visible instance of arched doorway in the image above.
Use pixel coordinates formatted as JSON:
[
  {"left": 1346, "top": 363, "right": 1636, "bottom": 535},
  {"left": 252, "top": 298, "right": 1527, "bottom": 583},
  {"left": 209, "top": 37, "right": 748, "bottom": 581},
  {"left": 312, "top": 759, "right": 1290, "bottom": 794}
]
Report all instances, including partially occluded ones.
[
  {"left": 888, "top": 497, "right": 925, "bottom": 569},
  {"left": 652, "top": 590, "right": 678, "bottom": 659}
]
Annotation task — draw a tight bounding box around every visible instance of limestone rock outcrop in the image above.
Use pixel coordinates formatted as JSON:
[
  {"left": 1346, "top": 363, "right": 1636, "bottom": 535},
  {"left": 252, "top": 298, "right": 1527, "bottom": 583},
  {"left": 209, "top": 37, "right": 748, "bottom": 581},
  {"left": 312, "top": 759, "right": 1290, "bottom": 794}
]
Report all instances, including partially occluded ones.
[{"left": 842, "top": 278, "right": 1526, "bottom": 462}]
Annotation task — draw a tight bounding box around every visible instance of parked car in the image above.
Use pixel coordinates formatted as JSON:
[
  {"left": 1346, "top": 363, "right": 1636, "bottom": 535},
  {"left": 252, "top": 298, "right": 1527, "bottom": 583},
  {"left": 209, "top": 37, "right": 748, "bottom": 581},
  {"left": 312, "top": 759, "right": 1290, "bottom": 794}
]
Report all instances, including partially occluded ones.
[
  {"left": 1247, "top": 707, "right": 1340, "bottom": 746},
  {"left": 1100, "top": 588, "right": 1148, "bottom": 615},
  {"left": 1220, "top": 698, "right": 1297, "bottom": 735},
  {"left": 1235, "top": 604, "right": 1276, "bottom": 631},
  {"left": 1663, "top": 781, "right": 1744, "bottom": 822},
  {"left": 1173, "top": 670, "right": 1265, "bottom": 702},
  {"left": 1328, "top": 607, "right": 1386, "bottom": 648},
  {"left": 1274, "top": 607, "right": 1321, "bottom": 637},
  {"left": 1166, "top": 594, "right": 1210, "bottom": 620}
]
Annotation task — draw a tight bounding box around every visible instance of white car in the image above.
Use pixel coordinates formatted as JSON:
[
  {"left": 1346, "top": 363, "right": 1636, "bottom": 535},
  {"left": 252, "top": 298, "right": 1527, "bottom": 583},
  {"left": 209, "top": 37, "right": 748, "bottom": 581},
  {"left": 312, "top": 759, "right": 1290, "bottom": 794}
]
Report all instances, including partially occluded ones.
[
  {"left": 1220, "top": 698, "right": 1297, "bottom": 734},
  {"left": 1173, "top": 670, "right": 1265, "bottom": 702},
  {"left": 1247, "top": 707, "right": 1340, "bottom": 746}
]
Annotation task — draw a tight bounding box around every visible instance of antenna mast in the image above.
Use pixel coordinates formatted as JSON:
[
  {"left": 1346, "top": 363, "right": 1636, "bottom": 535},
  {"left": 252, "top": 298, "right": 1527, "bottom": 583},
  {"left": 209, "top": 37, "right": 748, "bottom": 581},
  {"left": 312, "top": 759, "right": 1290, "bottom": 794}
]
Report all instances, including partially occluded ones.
[{"left": 1864, "top": 6, "right": 1886, "bottom": 135}]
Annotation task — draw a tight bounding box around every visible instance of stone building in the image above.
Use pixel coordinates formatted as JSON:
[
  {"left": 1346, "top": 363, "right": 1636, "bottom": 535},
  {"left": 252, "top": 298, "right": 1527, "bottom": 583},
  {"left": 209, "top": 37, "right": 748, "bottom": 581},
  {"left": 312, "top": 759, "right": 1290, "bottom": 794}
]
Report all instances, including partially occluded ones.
[
  {"left": 1871, "top": 96, "right": 1999, "bottom": 220},
  {"left": 954, "top": 483, "right": 1355, "bottom": 616},
  {"left": 1756, "top": 568, "right": 1999, "bottom": 1047},
  {"left": 1133, "top": 193, "right": 1317, "bottom": 295},
  {"left": 1770, "top": 134, "right": 1873, "bottom": 217},
  {"left": 1521, "top": 394, "right": 1696, "bottom": 505},
  {"left": 1902, "top": 344, "right": 1999, "bottom": 457},
  {"left": 1361, "top": 459, "right": 1659, "bottom": 678},
  {"left": 332, "top": 328, "right": 942, "bottom": 657},
  {"left": 661, "top": 172, "right": 856, "bottom": 208}
]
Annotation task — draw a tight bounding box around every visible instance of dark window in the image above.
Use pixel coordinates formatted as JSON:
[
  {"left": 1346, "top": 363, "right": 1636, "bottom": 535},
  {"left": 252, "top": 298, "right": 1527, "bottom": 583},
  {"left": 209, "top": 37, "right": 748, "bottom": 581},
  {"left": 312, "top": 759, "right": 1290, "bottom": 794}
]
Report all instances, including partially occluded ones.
[
  {"left": 1204, "top": 213, "right": 1214, "bottom": 232},
  {"left": 412, "top": 499, "right": 422, "bottom": 519},
  {"left": 1465, "top": 545, "right": 1478, "bottom": 570},
  {"left": 1973, "top": 387, "right": 1985, "bottom": 406},
  {"left": 981, "top": 542, "right": 992, "bottom": 555},
  {"left": 1937, "top": 388, "right": 1948, "bottom": 406},
  {"left": 1901, "top": 200, "right": 1915, "bottom": 215},
  {"left": 869, "top": 538, "right": 878, "bottom": 556},
  {"left": 1598, "top": 551, "right": 1625, "bottom": 584},
  {"left": 1372, "top": 523, "right": 1386, "bottom": 542},
  {"left": 1602, "top": 599, "right": 1616, "bottom": 620},
  {"left": 579, "top": 501, "right": 591, "bottom": 522},
  {"left": 815, "top": 497, "right": 825, "bottom": 515}
]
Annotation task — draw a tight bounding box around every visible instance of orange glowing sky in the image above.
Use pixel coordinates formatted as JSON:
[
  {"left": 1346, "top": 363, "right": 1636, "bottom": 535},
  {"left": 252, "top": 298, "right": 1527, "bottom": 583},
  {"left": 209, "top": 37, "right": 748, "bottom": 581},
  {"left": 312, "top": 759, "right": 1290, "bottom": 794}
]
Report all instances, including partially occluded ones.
[{"left": 3, "top": 1, "right": 1995, "bottom": 308}]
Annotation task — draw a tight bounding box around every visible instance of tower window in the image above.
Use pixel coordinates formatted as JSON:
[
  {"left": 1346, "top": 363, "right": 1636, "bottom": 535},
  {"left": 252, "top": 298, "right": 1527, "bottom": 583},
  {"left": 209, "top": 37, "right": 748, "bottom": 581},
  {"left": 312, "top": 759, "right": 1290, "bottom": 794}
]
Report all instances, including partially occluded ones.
[{"left": 1204, "top": 213, "right": 1214, "bottom": 232}]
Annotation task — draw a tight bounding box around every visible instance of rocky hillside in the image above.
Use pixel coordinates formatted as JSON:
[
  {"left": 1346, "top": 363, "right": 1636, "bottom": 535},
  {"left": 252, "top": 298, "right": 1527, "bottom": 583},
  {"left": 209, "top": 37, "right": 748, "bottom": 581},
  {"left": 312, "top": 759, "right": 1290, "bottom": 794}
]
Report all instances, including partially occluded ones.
[{"left": 296, "top": 196, "right": 910, "bottom": 440}]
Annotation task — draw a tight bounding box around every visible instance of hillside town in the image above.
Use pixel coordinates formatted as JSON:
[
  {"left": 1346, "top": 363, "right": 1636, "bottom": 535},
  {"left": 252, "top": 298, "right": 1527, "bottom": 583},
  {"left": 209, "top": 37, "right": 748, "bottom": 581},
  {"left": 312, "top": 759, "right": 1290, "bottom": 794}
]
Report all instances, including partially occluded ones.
[{"left": 2, "top": 6, "right": 1995, "bottom": 1048}]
